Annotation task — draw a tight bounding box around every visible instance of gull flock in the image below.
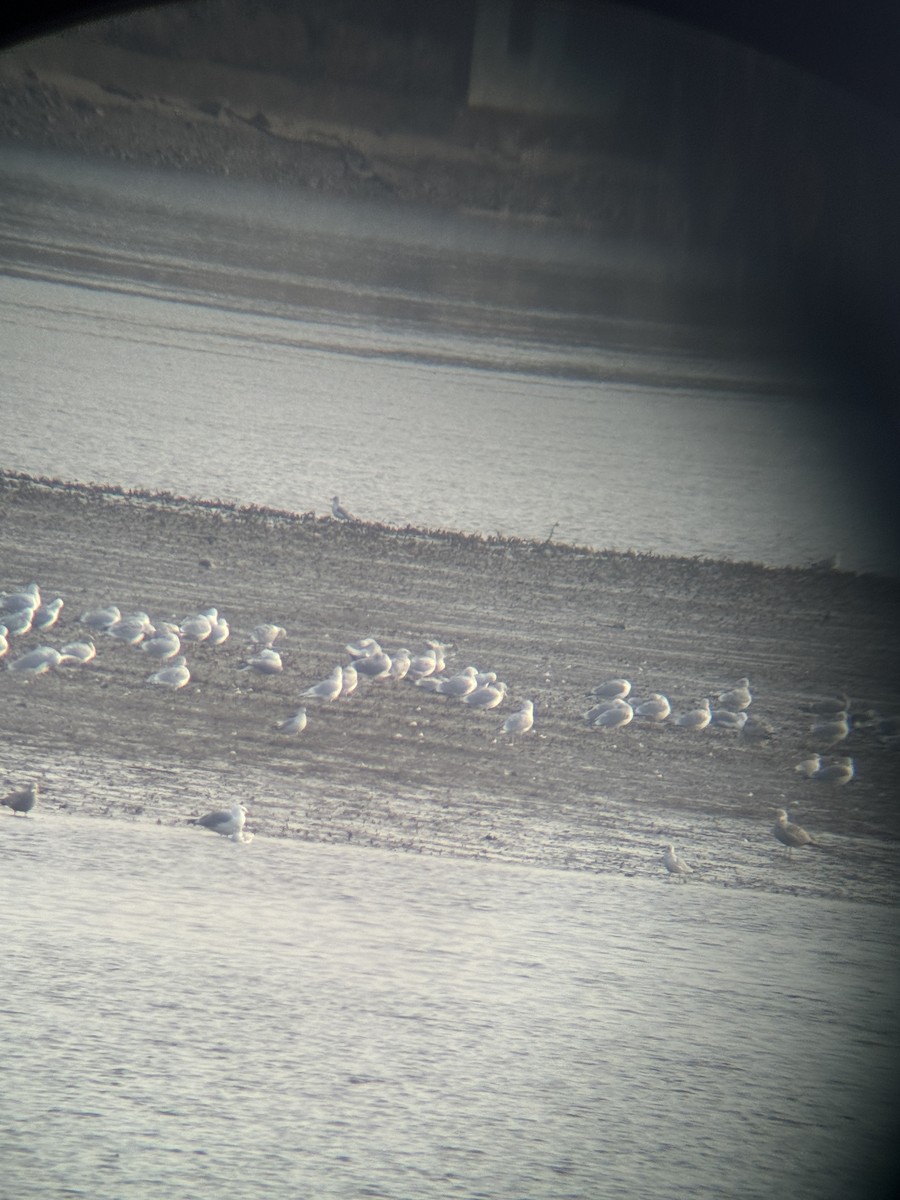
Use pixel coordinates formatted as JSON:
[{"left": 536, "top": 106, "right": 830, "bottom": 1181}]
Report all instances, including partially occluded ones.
[{"left": 1, "top": 572, "right": 887, "bottom": 874}]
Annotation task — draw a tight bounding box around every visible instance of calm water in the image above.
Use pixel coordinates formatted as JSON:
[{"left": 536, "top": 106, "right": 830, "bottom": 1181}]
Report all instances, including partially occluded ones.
[
  {"left": 1, "top": 813, "right": 897, "bottom": 1200},
  {"left": 0, "top": 147, "right": 895, "bottom": 574}
]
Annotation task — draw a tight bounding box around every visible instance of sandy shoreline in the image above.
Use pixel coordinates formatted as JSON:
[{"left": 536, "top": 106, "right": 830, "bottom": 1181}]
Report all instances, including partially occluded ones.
[{"left": 2, "top": 470, "right": 899, "bottom": 902}]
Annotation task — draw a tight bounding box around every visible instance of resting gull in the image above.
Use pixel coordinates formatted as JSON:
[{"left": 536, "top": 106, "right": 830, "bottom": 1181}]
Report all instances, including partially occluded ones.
[
  {"left": 180, "top": 613, "right": 213, "bottom": 643},
  {"left": 331, "top": 495, "right": 353, "bottom": 522},
  {"left": 794, "top": 754, "right": 822, "bottom": 777},
  {"left": 710, "top": 708, "right": 748, "bottom": 730},
  {"left": 301, "top": 665, "right": 343, "bottom": 702},
  {"left": 276, "top": 707, "right": 308, "bottom": 736},
  {"left": 8, "top": 647, "right": 62, "bottom": 677},
  {"left": 389, "top": 649, "right": 412, "bottom": 681},
  {"left": 2, "top": 781, "right": 38, "bottom": 816},
  {"left": 190, "top": 803, "right": 247, "bottom": 837},
  {"left": 740, "top": 715, "right": 776, "bottom": 742},
  {"left": 812, "top": 756, "right": 855, "bottom": 785},
  {"left": 462, "top": 680, "right": 508, "bottom": 710},
  {"left": 501, "top": 699, "right": 534, "bottom": 735},
  {"left": 437, "top": 666, "right": 480, "bottom": 699},
  {"left": 590, "top": 698, "right": 634, "bottom": 730},
  {"left": 717, "top": 678, "right": 752, "bottom": 711},
  {"left": 414, "top": 676, "right": 447, "bottom": 693},
  {"left": 81, "top": 604, "right": 121, "bottom": 631},
  {"left": 1, "top": 582, "right": 40, "bottom": 613},
  {"left": 240, "top": 648, "right": 284, "bottom": 675},
  {"left": 141, "top": 630, "right": 182, "bottom": 661},
  {"left": 206, "top": 616, "right": 230, "bottom": 646},
  {"left": 633, "top": 693, "right": 671, "bottom": 722},
  {"left": 662, "top": 844, "right": 693, "bottom": 877},
  {"left": 773, "top": 808, "right": 817, "bottom": 855},
  {"left": 801, "top": 693, "right": 850, "bottom": 715},
  {"left": 352, "top": 650, "right": 392, "bottom": 681},
  {"left": 674, "top": 699, "right": 712, "bottom": 730},
  {"left": 32, "top": 598, "right": 64, "bottom": 632},
  {"left": 108, "top": 615, "right": 151, "bottom": 645},
  {"left": 147, "top": 655, "right": 191, "bottom": 689},
  {"left": 346, "top": 637, "right": 381, "bottom": 658},
  {"left": 407, "top": 648, "right": 437, "bottom": 681},
  {"left": 590, "top": 678, "right": 631, "bottom": 701},
  {"left": 810, "top": 712, "right": 850, "bottom": 745},
  {"left": 249, "top": 624, "right": 286, "bottom": 650},
  {"left": 3, "top": 607, "right": 34, "bottom": 637},
  {"left": 59, "top": 640, "right": 97, "bottom": 666}
]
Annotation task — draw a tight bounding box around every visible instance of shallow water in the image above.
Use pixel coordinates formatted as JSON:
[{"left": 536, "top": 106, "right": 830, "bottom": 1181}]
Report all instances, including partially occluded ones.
[
  {"left": 0, "top": 147, "right": 895, "bottom": 574},
  {"left": 1, "top": 813, "right": 897, "bottom": 1199}
]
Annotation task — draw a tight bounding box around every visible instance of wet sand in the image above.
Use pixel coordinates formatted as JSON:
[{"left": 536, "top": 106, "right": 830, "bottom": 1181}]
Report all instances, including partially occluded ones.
[{"left": 2, "top": 471, "right": 899, "bottom": 902}]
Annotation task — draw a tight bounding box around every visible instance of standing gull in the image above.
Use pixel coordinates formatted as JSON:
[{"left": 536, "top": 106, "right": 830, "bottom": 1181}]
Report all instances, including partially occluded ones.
[
  {"left": 501, "top": 699, "right": 534, "bottom": 735},
  {"left": 662, "top": 844, "right": 693, "bottom": 877},
  {"left": 276, "top": 708, "right": 308, "bottom": 736},
  {"left": 2, "top": 781, "right": 38, "bottom": 816},
  {"left": 331, "top": 496, "right": 353, "bottom": 522},
  {"left": 773, "top": 809, "right": 818, "bottom": 856},
  {"left": 340, "top": 663, "right": 359, "bottom": 698},
  {"left": 190, "top": 803, "right": 247, "bottom": 837}
]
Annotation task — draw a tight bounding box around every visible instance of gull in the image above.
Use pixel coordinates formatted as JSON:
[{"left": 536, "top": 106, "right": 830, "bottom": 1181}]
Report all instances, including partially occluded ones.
[
  {"left": 108, "top": 616, "right": 151, "bottom": 645},
  {"left": 710, "top": 709, "right": 748, "bottom": 730},
  {"left": 346, "top": 637, "right": 381, "bottom": 658},
  {"left": 276, "top": 708, "right": 308, "bottom": 736},
  {"left": 8, "top": 647, "right": 61, "bottom": 676},
  {"left": 674, "top": 699, "right": 711, "bottom": 730},
  {"left": 475, "top": 670, "right": 497, "bottom": 686},
  {"left": 331, "top": 495, "right": 353, "bottom": 521},
  {"left": 81, "top": 604, "right": 121, "bottom": 631},
  {"left": 662, "top": 844, "right": 693, "bottom": 877},
  {"left": 147, "top": 655, "right": 190, "bottom": 689},
  {"left": 414, "top": 676, "right": 446, "bottom": 693},
  {"left": 590, "top": 678, "right": 631, "bottom": 701},
  {"left": 340, "top": 662, "right": 359, "bottom": 698},
  {"left": 1, "top": 582, "right": 40, "bottom": 613},
  {"left": 589, "top": 698, "right": 633, "bottom": 730},
  {"left": 352, "top": 650, "right": 392, "bottom": 680},
  {"left": 429, "top": 643, "right": 448, "bottom": 675},
  {"left": 180, "top": 613, "right": 213, "bottom": 643},
  {"left": 2, "top": 781, "right": 38, "bottom": 816},
  {"left": 773, "top": 808, "right": 818, "bottom": 855},
  {"left": 3, "top": 607, "right": 34, "bottom": 636},
  {"left": 0, "top": 626, "right": 8, "bottom": 659},
  {"left": 32, "top": 597, "right": 64, "bottom": 631},
  {"left": 633, "top": 693, "right": 671, "bottom": 722},
  {"left": 462, "top": 680, "right": 508, "bottom": 710},
  {"left": 585, "top": 699, "right": 618, "bottom": 724},
  {"left": 388, "top": 649, "right": 411, "bottom": 681},
  {"left": 501, "top": 699, "right": 534, "bottom": 735},
  {"left": 812, "top": 756, "right": 855, "bottom": 785},
  {"left": 437, "top": 666, "right": 480, "bottom": 698},
  {"left": 248, "top": 624, "right": 285, "bottom": 649},
  {"left": 240, "top": 648, "right": 283, "bottom": 675},
  {"left": 795, "top": 754, "right": 822, "bottom": 777},
  {"left": 141, "top": 630, "right": 182, "bottom": 661},
  {"left": 207, "top": 616, "right": 230, "bottom": 646},
  {"left": 190, "top": 803, "right": 247, "bottom": 837},
  {"left": 59, "top": 640, "right": 97, "bottom": 665},
  {"left": 301, "top": 665, "right": 343, "bottom": 702},
  {"left": 717, "top": 678, "right": 752, "bottom": 711},
  {"left": 407, "top": 648, "right": 437, "bottom": 681},
  {"left": 810, "top": 712, "right": 850, "bottom": 745}
]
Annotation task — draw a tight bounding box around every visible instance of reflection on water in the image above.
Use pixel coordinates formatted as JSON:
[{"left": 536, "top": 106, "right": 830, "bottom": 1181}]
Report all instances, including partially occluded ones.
[
  {"left": 1, "top": 814, "right": 897, "bottom": 1199},
  {"left": 0, "top": 146, "right": 896, "bottom": 574}
]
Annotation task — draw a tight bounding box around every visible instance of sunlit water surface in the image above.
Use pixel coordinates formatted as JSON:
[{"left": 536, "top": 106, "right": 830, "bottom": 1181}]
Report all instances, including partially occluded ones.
[
  {"left": 2, "top": 814, "right": 897, "bottom": 1199},
  {"left": 0, "top": 148, "right": 895, "bottom": 574}
]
